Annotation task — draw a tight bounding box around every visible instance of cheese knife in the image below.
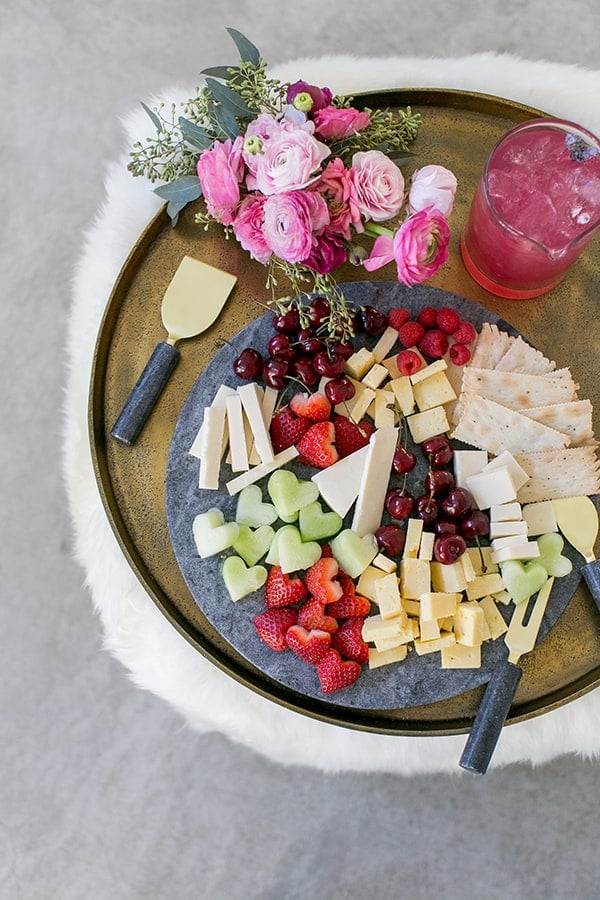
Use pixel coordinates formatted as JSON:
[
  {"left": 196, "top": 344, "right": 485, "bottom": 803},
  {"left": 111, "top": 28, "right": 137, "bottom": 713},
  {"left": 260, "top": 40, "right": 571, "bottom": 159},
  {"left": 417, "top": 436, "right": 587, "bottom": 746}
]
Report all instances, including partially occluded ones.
[
  {"left": 552, "top": 496, "right": 600, "bottom": 609},
  {"left": 459, "top": 576, "right": 555, "bottom": 775},
  {"left": 111, "top": 256, "right": 237, "bottom": 445}
]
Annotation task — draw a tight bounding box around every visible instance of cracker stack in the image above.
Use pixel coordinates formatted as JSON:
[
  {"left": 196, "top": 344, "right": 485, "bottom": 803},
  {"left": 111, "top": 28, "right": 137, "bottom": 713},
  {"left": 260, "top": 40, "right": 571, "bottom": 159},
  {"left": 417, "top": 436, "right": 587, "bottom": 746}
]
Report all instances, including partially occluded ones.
[{"left": 450, "top": 323, "right": 599, "bottom": 502}]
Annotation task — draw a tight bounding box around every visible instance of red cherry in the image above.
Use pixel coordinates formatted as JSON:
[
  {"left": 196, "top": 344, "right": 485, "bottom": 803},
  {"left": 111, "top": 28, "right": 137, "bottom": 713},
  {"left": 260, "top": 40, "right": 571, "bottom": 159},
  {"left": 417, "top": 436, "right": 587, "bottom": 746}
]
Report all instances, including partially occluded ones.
[
  {"left": 441, "top": 487, "right": 473, "bottom": 519},
  {"left": 312, "top": 349, "right": 346, "bottom": 377},
  {"left": 292, "top": 358, "right": 319, "bottom": 387},
  {"left": 434, "top": 534, "right": 467, "bottom": 564},
  {"left": 233, "top": 347, "right": 263, "bottom": 380},
  {"left": 460, "top": 510, "right": 490, "bottom": 539},
  {"left": 324, "top": 376, "right": 355, "bottom": 405},
  {"left": 359, "top": 305, "right": 388, "bottom": 336},
  {"left": 421, "top": 435, "right": 454, "bottom": 467},
  {"left": 434, "top": 519, "right": 459, "bottom": 536},
  {"left": 375, "top": 524, "right": 406, "bottom": 557},
  {"left": 392, "top": 445, "right": 417, "bottom": 475},
  {"left": 333, "top": 340, "right": 355, "bottom": 360},
  {"left": 262, "top": 358, "right": 291, "bottom": 389},
  {"left": 268, "top": 333, "right": 297, "bottom": 362},
  {"left": 306, "top": 297, "right": 331, "bottom": 328},
  {"left": 385, "top": 489, "right": 415, "bottom": 521},
  {"left": 424, "top": 468, "right": 455, "bottom": 497},
  {"left": 416, "top": 494, "right": 440, "bottom": 526},
  {"left": 296, "top": 328, "right": 325, "bottom": 356},
  {"left": 272, "top": 308, "right": 300, "bottom": 333}
]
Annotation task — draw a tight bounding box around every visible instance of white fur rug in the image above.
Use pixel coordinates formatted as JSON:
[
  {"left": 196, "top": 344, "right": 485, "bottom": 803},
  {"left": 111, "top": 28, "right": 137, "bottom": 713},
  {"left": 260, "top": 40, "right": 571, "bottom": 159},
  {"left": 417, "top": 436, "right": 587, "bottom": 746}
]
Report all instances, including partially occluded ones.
[{"left": 63, "top": 54, "right": 600, "bottom": 774}]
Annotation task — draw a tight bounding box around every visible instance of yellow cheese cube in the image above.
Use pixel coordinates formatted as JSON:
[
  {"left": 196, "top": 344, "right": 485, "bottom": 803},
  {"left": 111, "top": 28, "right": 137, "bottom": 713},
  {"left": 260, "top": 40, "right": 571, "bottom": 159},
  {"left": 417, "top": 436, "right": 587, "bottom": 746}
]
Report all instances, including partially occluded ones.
[
  {"left": 412, "top": 371, "right": 457, "bottom": 412},
  {"left": 400, "top": 558, "right": 431, "bottom": 599},
  {"left": 374, "top": 389, "right": 396, "bottom": 428},
  {"left": 454, "top": 602, "right": 485, "bottom": 646},
  {"left": 374, "top": 573, "right": 403, "bottom": 620},
  {"left": 403, "top": 599, "right": 421, "bottom": 617},
  {"left": 372, "top": 553, "right": 397, "bottom": 573},
  {"left": 409, "top": 358, "right": 448, "bottom": 385},
  {"left": 413, "top": 632, "right": 456, "bottom": 656},
  {"left": 387, "top": 376, "right": 415, "bottom": 416},
  {"left": 403, "top": 518, "right": 424, "bottom": 559},
  {"left": 368, "top": 645, "right": 408, "bottom": 669},
  {"left": 380, "top": 354, "right": 401, "bottom": 380},
  {"left": 348, "top": 387, "right": 376, "bottom": 423},
  {"left": 492, "top": 589, "right": 512, "bottom": 606},
  {"left": 420, "top": 591, "right": 461, "bottom": 620},
  {"left": 345, "top": 347, "right": 376, "bottom": 380},
  {"left": 431, "top": 560, "right": 467, "bottom": 593},
  {"left": 522, "top": 500, "right": 558, "bottom": 536},
  {"left": 460, "top": 551, "right": 478, "bottom": 584},
  {"left": 407, "top": 405, "right": 450, "bottom": 443},
  {"left": 373, "top": 619, "right": 417, "bottom": 650},
  {"left": 465, "top": 546, "right": 498, "bottom": 576},
  {"left": 478, "top": 595, "right": 509, "bottom": 640},
  {"left": 372, "top": 325, "right": 399, "bottom": 363},
  {"left": 465, "top": 573, "right": 505, "bottom": 601},
  {"left": 362, "top": 363, "right": 389, "bottom": 390},
  {"left": 419, "top": 616, "right": 441, "bottom": 641},
  {"left": 441, "top": 643, "right": 482, "bottom": 669},
  {"left": 418, "top": 531, "right": 435, "bottom": 561},
  {"left": 361, "top": 612, "right": 408, "bottom": 642},
  {"left": 356, "top": 565, "right": 387, "bottom": 602},
  {"left": 438, "top": 615, "right": 454, "bottom": 632}
]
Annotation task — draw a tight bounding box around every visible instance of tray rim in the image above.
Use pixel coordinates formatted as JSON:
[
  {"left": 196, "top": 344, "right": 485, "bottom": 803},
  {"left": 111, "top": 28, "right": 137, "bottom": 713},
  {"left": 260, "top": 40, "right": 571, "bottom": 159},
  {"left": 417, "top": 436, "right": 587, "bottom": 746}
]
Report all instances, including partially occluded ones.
[{"left": 88, "top": 86, "right": 600, "bottom": 736}]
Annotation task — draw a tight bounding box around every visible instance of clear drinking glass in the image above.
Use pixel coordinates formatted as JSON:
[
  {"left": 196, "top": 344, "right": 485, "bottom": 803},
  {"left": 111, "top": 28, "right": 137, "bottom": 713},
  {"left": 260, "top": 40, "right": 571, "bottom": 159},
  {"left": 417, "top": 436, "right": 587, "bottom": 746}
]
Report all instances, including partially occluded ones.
[{"left": 460, "top": 118, "right": 600, "bottom": 300}]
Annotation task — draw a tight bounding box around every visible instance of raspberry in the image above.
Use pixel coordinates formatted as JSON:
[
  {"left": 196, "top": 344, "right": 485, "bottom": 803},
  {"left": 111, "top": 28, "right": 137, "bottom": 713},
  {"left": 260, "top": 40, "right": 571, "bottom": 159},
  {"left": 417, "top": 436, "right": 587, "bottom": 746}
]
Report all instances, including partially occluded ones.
[
  {"left": 397, "top": 320, "right": 425, "bottom": 348},
  {"left": 449, "top": 342, "right": 472, "bottom": 365},
  {"left": 436, "top": 306, "right": 461, "bottom": 334},
  {"left": 418, "top": 328, "right": 449, "bottom": 358},
  {"left": 396, "top": 349, "right": 423, "bottom": 376},
  {"left": 417, "top": 306, "right": 438, "bottom": 328},
  {"left": 452, "top": 321, "right": 478, "bottom": 345},
  {"left": 388, "top": 307, "right": 411, "bottom": 331}
]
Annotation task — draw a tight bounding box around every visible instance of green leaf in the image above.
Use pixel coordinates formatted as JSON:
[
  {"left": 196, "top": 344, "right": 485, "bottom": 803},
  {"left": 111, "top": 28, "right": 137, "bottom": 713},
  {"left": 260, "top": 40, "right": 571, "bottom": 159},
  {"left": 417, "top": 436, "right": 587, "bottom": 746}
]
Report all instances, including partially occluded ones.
[
  {"left": 201, "top": 65, "right": 235, "bottom": 80},
  {"left": 166, "top": 199, "right": 189, "bottom": 226},
  {"left": 226, "top": 27, "right": 260, "bottom": 65},
  {"left": 211, "top": 103, "right": 239, "bottom": 139},
  {"left": 205, "top": 76, "right": 257, "bottom": 119},
  {"left": 140, "top": 101, "right": 162, "bottom": 133},
  {"left": 178, "top": 116, "right": 213, "bottom": 150},
  {"left": 153, "top": 175, "right": 202, "bottom": 204}
]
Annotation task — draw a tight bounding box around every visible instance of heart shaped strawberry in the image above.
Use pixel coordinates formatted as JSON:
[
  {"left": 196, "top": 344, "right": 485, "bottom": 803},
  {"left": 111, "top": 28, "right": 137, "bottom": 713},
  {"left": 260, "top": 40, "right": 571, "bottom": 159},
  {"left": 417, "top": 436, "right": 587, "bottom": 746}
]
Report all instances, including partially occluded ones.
[
  {"left": 285, "top": 625, "right": 331, "bottom": 663},
  {"left": 316, "top": 649, "right": 362, "bottom": 693},
  {"left": 332, "top": 414, "right": 374, "bottom": 458},
  {"left": 305, "top": 556, "right": 343, "bottom": 605},
  {"left": 331, "top": 617, "right": 369, "bottom": 664},
  {"left": 270, "top": 406, "right": 311, "bottom": 453},
  {"left": 295, "top": 421, "right": 339, "bottom": 468},
  {"left": 264, "top": 566, "right": 307, "bottom": 609},
  {"left": 327, "top": 593, "right": 371, "bottom": 618},
  {"left": 253, "top": 607, "right": 298, "bottom": 651},
  {"left": 297, "top": 598, "right": 339, "bottom": 634},
  {"left": 289, "top": 390, "right": 331, "bottom": 422}
]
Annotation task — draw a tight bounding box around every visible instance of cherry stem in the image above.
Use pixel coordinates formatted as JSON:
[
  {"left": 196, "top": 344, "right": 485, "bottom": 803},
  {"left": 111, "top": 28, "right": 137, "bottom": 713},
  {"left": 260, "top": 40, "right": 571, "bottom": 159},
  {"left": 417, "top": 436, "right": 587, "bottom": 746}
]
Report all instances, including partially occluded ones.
[
  {"left": 214, "top": 337, "right": 239, "bottom": 353},
  {"left": 476, "top": 537, "right": 487, "bottom": 573}
]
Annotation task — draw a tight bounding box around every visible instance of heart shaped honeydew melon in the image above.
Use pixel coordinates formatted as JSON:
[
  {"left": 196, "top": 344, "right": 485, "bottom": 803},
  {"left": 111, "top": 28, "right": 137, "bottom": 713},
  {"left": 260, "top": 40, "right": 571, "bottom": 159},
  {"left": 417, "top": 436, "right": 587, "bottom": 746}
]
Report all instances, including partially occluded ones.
[
  {"left": 275, "top": 525, "right": 322, "bottom": 574},
  {"left": 499, "top": 559, "right": 548, "bottom": 605},
  {"left": 536, "top": 532, "right": 573, "bottom": 578},
  {"left": 298, "top": 500, "right": 343, "bottom": 543},
  {"left": 330, "top": 528, "right": 378, "bottom": 579},
  {"left": 233, "top": 524, "right": 275, "bottom": 567},
  {"left": 222, "top": 555, "right": 268, "bottom": 601},
  {"left": 235, "top": 484, "right": 278, "bottom": 528},
  {"left": 193, "top": 508, "right": 239, "bottom": 558},
  {"left": 267, "top": 469, "right": 319, "bottom": 520}
]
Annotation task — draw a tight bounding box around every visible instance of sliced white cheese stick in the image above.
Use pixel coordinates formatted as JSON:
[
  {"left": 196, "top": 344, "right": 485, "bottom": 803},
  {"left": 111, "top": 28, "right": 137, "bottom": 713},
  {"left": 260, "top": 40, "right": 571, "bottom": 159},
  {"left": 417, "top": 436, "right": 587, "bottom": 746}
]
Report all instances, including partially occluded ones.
[
  {"left": 311, "top": 444, "right": 369, "bottom": 518},
  {"left": 198, "top": 406, "right": 228, "bottom": 490},
  {"left": 225, "top": 446, "right": 299, "bottom": 495},
  {"left": 372, "top": 325, "right": 399, "bottom": 362},
  {"left": 225, "top": 393, "right": 249, "bottom": 472},
  {"left": 352, "top": 427, "right": 398, "bottom": 537},
  {"left": 189, "top": 383, "right": 236, "bottom": 458},
  {"left": 491, "top": 542, "right": 541, "bottom": 564},
  {"left": 490, "top": 501, "right": 523, "bottom": 522},
  {"left": 238, "top": 382, "right": 275, "bottom": 464}
]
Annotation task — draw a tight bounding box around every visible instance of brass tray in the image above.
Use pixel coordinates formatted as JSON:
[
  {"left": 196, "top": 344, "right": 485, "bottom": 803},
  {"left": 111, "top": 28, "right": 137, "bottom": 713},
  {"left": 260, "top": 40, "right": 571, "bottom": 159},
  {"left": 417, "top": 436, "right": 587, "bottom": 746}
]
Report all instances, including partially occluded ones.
[{"left": 90, "top": 88, "right": 600, "bottom": 735}]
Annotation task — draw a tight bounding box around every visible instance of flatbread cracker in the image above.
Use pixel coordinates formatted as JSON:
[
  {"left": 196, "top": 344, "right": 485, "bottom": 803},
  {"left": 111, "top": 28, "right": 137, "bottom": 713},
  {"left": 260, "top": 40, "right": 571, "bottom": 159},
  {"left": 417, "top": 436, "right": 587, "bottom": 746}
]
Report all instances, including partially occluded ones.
[
  {"left": 450, "top": 394, "right": 570, "bottom": 456},
  {"left": 493, "top": 335, "right": 556, "bottom": 375},
  {"left": 469, "top": 323, "right": 512, "bottom": 369},
  {"left": 515, "top": 448, "right": 600, "bottom": 502},
  {"left": 519, "top": 399, "right": 596, "bottom": 447},
  {"left": 461, "top": 367, "right": 578, "bottom": 409}
]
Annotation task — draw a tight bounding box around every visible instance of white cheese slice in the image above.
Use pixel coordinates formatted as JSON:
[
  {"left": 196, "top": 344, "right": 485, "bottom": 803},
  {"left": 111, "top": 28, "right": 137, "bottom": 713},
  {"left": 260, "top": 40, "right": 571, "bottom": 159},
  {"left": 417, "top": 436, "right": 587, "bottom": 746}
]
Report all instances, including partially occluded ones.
[
  {"left": 491, "top": 534, "right": 530, "bottom": 552},
  {"left": 261, "top": 386, "right": 279, "bottom": 427},
  {"left": 466, "top": 466, "right": 518, "bottom": 510},
  {"left": 352, "top": 427, "right": 398, "bottom": 536},
  {"left": 418, "top": 530, "right": 435, "bottom": 561},
  {"left": 361, "top": 362, "right": 389, "bottom": 390},
  {"left": 189, "top": 383, "right": 236, "bottom": 458},
  {"left": 522, "top": 500, "right": 558, "bottom": 536},
  {"left": 403, "top": 518, "right": 424, "bottom": 559},
  {"left": 453, "top": 450, "right": 488, "bottom": 489},
  {"left": 226, "top": 393, "right": 249, "bottom": 472},
  {"left": 491, "top": 542, "right": 541, "bottom": 564},
  {"left": 372, "top": 325, "right": 399, "bottom": 362},
  {"left": 238, "top": 382, "right": 275, "bottom": 464},
  {"left": 483, "top": 450, "right": 529, "bottom": 491},
  {"left": 489, "top": 519, "right": 528, "bottom": 539},
  {"left": 490, "top": 502, "right": 523, "bottom": 522},
  {"left": 197, "top": 406, "right": 228, "bottom": 490},
  {"left": 310, "top": 444, "right": 369, "bottom": 518},
  {"left": 225, "top": 446, "right": 299, "bottom": 495}
]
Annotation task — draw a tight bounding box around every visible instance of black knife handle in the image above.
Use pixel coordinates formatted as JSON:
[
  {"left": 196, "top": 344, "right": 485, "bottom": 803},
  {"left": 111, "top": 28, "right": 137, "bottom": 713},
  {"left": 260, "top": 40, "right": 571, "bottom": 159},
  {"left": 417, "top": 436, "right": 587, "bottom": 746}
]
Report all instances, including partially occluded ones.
[
  {"left": 459, "top": 659, "right": 523, "bottom": 775},
  {"left": 582, "top": 561, "right": 600, "bottom": 612},
  {"left": 111, "top": 341, "right": 180, "bottom": 446}
]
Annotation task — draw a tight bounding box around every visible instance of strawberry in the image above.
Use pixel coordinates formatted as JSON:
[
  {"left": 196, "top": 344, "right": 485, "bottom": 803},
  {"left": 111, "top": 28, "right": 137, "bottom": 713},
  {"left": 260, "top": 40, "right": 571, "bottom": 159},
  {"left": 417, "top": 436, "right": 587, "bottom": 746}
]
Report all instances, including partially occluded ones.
[
  {"left": 253, "top": 607, "right": 298, "bottom": 651},
  {"left": 388, "top": 306, "right": 411, "bottom": 331},
  {"left": 332, "top": 414, "right": 374, "bottom": 458},
  {"left": 316, "top": 649, "right": 362, "bottom": 693},
  {"left": 285, "top": 625, "right": 331, "bottom": 663},
  {"left": 436, "top": 305, "right": 461, "bottom": 334},
  {"left": 295, "top": 421, "right": 339, "bottom": 468},
  {"left": 397, "top": 320, "right": 425, "bottom": 348},
  {"left": 416, "top": 306, "right": 438, "bottom": 328},
  {"left": 289, "top": 390, "right": 331, "bottom": 422},
  {"left": 418, "top": 328, "right": 449, "bottom": 359},
  {"left": 264, "top": 566, "right": 307, "bottom": 609},
  {"left": 396, "top": 349, "right": 423, "bottom": 376},
  {"left": 270, "top": 407, "right": 311, "bottom": 453},
  {"left": 327, "top": 593, "right": 371, "bottom": 618},
  {"left": 305, "top": 556, "right": 343, "bottom": 605},
  {"left": 452, "top": 321, "right": 478, "bottom": 345},
  {"left": 331, "top": 617, "right": 369, "bottom": 664},
  {"left": 297, "top": 598, "right": 339, "bottom": 634},
  {"left": 449, "top": 342, "right": 471, "bottom": 366}
]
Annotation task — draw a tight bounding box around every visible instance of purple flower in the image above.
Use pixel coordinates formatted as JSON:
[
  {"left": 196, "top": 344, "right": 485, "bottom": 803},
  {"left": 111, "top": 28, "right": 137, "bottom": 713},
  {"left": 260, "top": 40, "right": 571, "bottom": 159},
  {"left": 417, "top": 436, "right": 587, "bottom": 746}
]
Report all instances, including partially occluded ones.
[
  {"left": 286, "top": 80, "right": 333, "bottom": 114},
  {"left": 302, "top": 229, "right": 348, "bottom": 274}
]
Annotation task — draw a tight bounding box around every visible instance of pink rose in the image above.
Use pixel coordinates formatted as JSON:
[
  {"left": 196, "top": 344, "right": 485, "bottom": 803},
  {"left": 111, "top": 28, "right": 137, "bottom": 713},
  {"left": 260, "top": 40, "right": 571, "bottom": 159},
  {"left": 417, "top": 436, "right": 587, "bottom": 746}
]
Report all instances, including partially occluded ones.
[
  {"left": 363, "top": 207, "right": 450, "bottom": 286},
  {"left": 314, "top": 106, "right": 371, "bottom": 141},
  {"left": 349, "top": 150, "right": 405, "bottom": 222},
  {"left": 232, "top": 194, "right": 271, "bottom": 265},
  {"left": 196, "top": 137, "right": 244, "bottom": 226},
  {"left": 251, "top": 128, "right": 331, "bottom": 195},
  {"left": 315, "top": 158, "right": 362, "bottom": 240},
  {"left": 262, "top": 191, "right": 329, "bottom": 264},
  {"left": 303, "top": 229, "right": 348, "bottom": 274},
  {"left": 408, "top": 165, "right": 457, "bottom": 218}
]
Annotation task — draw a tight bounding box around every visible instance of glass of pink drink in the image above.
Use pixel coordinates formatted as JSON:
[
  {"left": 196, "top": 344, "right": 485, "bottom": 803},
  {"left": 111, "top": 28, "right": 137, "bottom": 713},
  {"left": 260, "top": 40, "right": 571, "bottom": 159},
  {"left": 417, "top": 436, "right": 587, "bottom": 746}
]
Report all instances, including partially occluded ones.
[{"left": 461, "top": 118, "right": 600, "bottom": 299}]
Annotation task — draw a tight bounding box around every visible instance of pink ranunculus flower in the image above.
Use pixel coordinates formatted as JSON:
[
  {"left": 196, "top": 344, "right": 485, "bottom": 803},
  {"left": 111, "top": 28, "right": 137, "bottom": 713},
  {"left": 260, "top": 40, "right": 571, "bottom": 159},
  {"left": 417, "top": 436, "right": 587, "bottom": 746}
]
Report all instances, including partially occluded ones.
[
  {"left": 408, "top": 164, "right": 458, "bottom": 218},
  {"left": 286, "top": 80, "right": 333, "bottom": 113},
  {"left": 313, "top": 106, "right": 371, "bottom": 141},
  {"left": 196, "top": 137, "right": 244, "bottom": 226},
  {"left": 232, "top": 193, "right": 271, "bottom": 265},
  {"left": 363, "top": 207, "right": 451, "bottom": 286},
  {"left": 251, "top": 128, "right": 331, "bottom": 196},
  {"left": 349, "top": 150, "right": 405, "bottom": 222},
  {"left": 302, "top": 229, "right": 348, "bottom": 274},
  {"left": 262, "top": 191, "right": 329, "bottom": 264},
  {"left": 315, "top": 157, "right": 362, "bottom": 240}
]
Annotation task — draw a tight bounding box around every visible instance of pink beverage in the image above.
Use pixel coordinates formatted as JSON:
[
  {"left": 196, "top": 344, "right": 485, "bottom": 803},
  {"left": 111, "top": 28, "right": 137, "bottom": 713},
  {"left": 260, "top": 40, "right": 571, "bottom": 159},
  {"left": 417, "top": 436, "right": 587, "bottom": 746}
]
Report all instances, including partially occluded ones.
[{"left": 461, "top": 118, "right": 600, "bottom": 299}]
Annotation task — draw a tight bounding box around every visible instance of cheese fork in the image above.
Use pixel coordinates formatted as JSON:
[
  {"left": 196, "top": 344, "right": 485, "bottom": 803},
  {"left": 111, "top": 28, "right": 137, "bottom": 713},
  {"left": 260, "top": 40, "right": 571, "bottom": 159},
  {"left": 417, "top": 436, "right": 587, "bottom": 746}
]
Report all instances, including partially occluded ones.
[{"left": 459, "top": 577, "right": 555, "bottom": 775}]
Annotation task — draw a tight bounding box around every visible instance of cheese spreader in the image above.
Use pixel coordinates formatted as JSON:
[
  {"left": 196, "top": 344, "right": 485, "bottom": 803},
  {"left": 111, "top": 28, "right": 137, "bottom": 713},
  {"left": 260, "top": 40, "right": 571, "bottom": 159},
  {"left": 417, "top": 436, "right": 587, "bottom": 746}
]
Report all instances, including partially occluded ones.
[
  {"left": 111, "top": 256, "right": 237, "bottom": 445},
  {"left": 552, "top": 496, "right": 600, "bottom": 609},
  {"left": 459, "top": 576, "right": 555, "bottom": 775}
]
